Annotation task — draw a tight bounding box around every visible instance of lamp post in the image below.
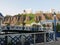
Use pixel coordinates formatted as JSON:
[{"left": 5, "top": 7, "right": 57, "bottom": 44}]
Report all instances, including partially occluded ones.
[
  {"left": 22, "top": 21, "right": 25, "bottom": 30},
  {"left": 22, "top": 10, "right": 26, "bottom": 30},
  {"left": 22, "top": 15, "right": 25, "bottom": 30},
  {"left": 53, "top": 12, "right": 57, "bottom": 40}
]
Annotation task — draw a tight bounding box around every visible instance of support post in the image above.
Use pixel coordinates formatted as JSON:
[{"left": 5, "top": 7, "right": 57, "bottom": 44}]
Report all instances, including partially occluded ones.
[
  {"left": 44, "top": 31, "right": 46, "bottom": 45},
  {"left": 53, "top": 12, "right": 57, "bottom": 41},
  {"left": 34, "top": 34, "right": 36, "bottom": 45},
  {"left": 5, "top": 33, "right": 8, "bottom": 45}
]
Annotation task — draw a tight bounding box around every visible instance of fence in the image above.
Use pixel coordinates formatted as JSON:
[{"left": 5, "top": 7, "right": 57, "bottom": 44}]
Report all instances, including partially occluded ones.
[
  {"left": 0, "top": 31, "right": 55, "bottom": 45},
  {"left": 1, "top": 26, "right": 53, "bottom": 31}
]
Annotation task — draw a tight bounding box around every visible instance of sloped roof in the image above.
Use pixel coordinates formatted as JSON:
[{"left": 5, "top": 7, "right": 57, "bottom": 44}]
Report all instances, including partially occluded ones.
[
  {"left": 0, "top": 13, "right": 3, "bottom": 17},
  {"left": 0, "top": 13, "right": 4, "bottom": 19}
]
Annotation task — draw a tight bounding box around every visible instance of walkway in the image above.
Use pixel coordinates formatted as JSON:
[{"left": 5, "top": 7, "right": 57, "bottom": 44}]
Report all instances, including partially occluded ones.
[{"left": 42, "top": 38, "right": 60, "bottom": 45}]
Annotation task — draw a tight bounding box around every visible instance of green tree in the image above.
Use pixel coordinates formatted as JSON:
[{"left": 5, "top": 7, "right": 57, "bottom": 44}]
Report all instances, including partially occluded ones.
[
  {"left": 42, "top": 24, "right": 46, "bottom": 27},
  {"left": 56, "top": 23, "right": 60, "bottom": 32}
]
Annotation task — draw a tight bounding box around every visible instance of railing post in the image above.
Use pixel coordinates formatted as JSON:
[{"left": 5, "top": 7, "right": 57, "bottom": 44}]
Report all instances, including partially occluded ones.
[
  {"left": 53, "top": 32, "right": 55, "bottom": 41},
  {"left": 44, "top": 31, "right": 46, "bottom": 45},
  {"left": 34, "top": 34, "right": 36, "bottom": 45},
  {"left": 5, "top": 34, "right": 8, "bottom": 45},
  {"left": 21, "top": 33, "right": 25, "bottom": 45}
]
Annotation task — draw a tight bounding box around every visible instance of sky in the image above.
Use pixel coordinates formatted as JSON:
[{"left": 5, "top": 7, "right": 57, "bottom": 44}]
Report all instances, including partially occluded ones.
[{"left": 0, "top": 0, "right": 60, "bottom": 16}]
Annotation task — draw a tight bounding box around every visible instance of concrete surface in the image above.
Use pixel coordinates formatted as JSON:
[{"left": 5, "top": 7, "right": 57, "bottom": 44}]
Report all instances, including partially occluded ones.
[{"left": 34, "top": 38, "right": 60, "bottom": 45}]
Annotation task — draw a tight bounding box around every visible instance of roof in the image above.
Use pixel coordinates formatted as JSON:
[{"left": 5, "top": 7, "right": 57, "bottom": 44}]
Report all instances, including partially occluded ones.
[
  {"left": 0, "top": 13, "right": 4, "bottom": 19},
  {"left": 0, "top": 13, "right": 3, "bottom": 17}
]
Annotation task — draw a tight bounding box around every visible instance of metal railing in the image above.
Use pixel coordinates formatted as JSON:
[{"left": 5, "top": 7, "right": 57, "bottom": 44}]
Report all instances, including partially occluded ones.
[{"left": 0, "top": 31, "right": 55, "bottom": 45}]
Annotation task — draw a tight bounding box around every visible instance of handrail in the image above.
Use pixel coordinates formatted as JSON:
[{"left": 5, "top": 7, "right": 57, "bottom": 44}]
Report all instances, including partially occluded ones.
[{"left": 0, "top": 31, "right": 55, "bottom": 45}]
